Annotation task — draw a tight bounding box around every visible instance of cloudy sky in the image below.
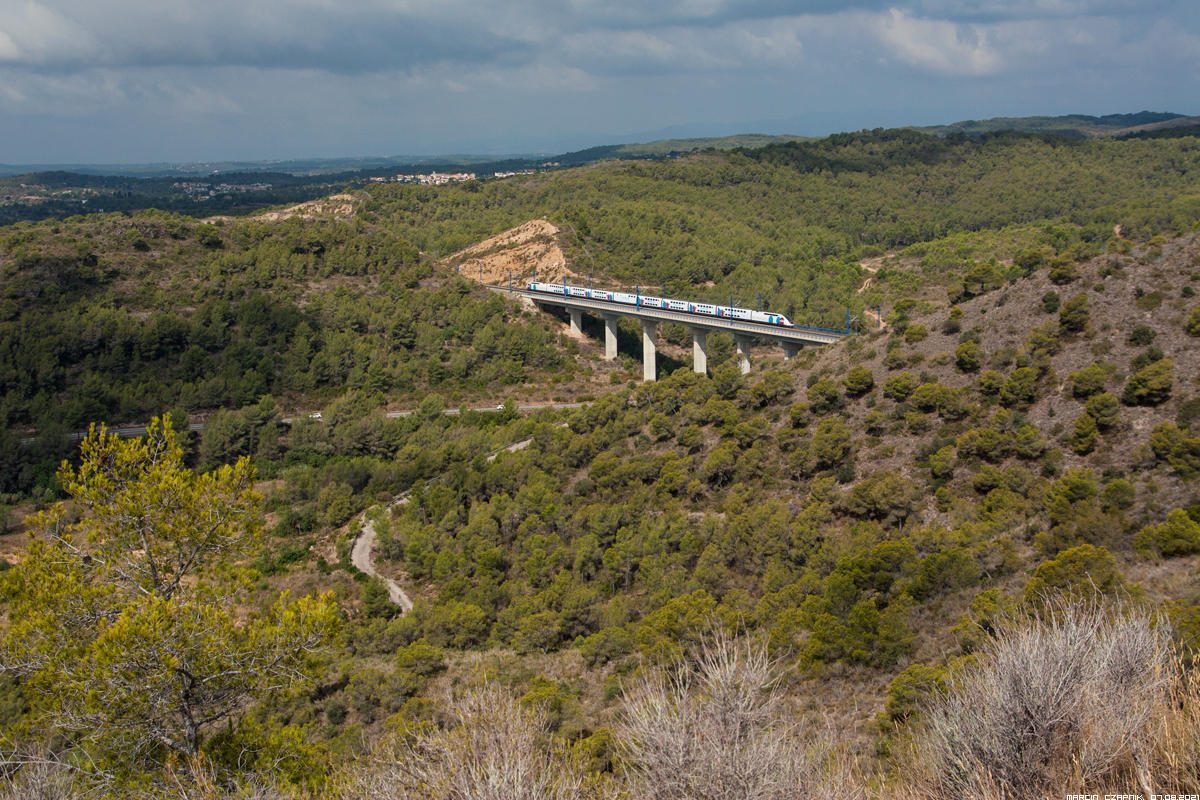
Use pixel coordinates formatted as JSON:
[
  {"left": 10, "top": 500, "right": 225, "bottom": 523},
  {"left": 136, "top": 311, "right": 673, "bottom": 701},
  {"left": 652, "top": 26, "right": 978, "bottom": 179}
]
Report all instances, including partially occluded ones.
[{"left": 0, "top": 0, "right": 1196, "bottom": 163}]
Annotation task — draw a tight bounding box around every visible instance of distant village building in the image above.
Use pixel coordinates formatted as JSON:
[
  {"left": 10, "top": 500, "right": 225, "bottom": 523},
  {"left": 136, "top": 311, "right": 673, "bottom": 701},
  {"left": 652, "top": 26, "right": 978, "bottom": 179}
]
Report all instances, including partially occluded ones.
[
  {"left": 173, "top": 181, "right": 272, "bottom": 199},
  {"left": 415, "top": 172, "right": 475, "bottom": 185},
  {"left": 368, "top": 172, "right": 477, "bottom": 185}
]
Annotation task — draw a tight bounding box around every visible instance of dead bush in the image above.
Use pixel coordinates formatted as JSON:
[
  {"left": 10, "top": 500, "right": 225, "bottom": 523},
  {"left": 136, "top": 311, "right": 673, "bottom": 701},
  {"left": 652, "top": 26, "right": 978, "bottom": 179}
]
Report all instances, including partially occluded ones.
[
  {"left": 615, "top": 630, "right": 862, "bottom": 800},
  {"left": 0, "top": 758, "right": 79, "bottom": 800},
  {"left": 908, "top": 599, "right": 1181, "bottom": 799},
  {"left": 338, "top": 684, "right": 588, "bottom": 800}
]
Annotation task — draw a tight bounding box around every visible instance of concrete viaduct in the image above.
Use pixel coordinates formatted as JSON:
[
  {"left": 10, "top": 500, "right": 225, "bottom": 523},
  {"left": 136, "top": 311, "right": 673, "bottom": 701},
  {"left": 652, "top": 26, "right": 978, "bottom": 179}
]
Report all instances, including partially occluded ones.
[{"left": 490, "top": 286, "right": 849, "bottom": 382}]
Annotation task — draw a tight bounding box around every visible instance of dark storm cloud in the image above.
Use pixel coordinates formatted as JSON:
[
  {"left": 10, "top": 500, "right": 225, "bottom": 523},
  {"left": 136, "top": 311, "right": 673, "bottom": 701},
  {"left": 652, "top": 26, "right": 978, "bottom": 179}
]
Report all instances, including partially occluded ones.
[
  {"left": 0, "top": 0, "right": 1190, "bottom": 76},
  {"left": 0, "top": 0, "right": 1195, "bottom": 162}
]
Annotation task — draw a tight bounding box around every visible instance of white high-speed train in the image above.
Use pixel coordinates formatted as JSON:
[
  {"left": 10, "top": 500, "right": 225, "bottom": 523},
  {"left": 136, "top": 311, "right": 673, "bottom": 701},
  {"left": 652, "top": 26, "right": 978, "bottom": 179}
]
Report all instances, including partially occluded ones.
[{"left": 526, "top": 282, "right": 795, "bottom": 329}]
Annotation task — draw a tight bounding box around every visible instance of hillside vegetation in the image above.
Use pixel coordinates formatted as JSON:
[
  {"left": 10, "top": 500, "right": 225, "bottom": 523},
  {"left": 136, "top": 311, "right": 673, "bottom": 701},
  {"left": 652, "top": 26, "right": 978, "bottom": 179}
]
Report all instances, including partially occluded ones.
[
  {"left": 915, "top": 110, "right": 1191, "bottom": 138},
  {"left": 1, "top": 127, "right": 1200, "bottom": 798}
]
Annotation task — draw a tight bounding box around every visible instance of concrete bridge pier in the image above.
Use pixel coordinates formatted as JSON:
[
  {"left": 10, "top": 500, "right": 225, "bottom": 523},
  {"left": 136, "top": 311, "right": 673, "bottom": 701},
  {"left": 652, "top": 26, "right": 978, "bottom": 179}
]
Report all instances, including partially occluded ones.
[
  {"left": 641, "top": 320, "right": 657, "bottom": 382},
  {"left": 602, "top": 314, "right": 619, "bottom": 361},
  {"left": 734, "top": 334, "right": 753, "bottom": 375},
  {"left": 569, "top": 309, "right": 583, "bottom": 337},
  {"left": 783, "top": 343, "right": 801, "bottom": 360},
  {"left": 690, "top": 328, "right": 708, "bottom": 375}
]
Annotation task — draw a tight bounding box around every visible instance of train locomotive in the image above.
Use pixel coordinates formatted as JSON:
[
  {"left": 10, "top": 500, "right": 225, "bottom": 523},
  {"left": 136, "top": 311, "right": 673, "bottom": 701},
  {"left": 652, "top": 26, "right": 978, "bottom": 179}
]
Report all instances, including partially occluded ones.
[{"left": 526, "top": 281, "right": 795, "bottom": 329}]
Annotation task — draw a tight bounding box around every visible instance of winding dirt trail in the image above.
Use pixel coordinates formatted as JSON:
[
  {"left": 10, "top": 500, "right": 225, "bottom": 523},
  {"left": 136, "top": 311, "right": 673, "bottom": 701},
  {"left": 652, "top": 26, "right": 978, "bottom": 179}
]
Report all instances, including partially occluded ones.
[
  {"left": 351, "top": 511, "right": 413, "bottom": 612},
  {"left": 348, "top": 430, "right": 549, "bottom": 612}
]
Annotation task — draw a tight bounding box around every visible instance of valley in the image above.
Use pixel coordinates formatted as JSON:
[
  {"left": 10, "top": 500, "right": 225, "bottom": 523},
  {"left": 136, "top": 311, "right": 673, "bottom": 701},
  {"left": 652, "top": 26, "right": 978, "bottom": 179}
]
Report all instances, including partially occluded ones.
[{"left": 1, "top": 125, "right": 1199, "bottom": 798}]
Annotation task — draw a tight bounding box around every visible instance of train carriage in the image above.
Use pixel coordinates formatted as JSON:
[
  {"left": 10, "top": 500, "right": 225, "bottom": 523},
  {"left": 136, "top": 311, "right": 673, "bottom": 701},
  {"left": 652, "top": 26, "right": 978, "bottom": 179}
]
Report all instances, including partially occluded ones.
[{"left": 525, "top": 282, "right": 795, "bottom": 329}]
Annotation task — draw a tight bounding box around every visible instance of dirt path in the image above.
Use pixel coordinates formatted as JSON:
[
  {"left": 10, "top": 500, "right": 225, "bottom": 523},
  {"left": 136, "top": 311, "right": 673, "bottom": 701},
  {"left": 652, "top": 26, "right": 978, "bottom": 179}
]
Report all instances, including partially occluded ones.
[
  {"left": 857, "top": 257, "right": 885, "bottom": 330},
  {"left": 351, "top": 512, "right": 413, "bottom": 612},
  {"left": 348, "top": 430, "right": 549, "bottom": 613}
]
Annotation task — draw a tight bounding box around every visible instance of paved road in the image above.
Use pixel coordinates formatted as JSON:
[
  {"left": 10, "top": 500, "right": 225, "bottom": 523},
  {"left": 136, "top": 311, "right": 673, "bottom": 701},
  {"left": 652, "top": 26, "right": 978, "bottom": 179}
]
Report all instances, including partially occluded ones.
[{"left": 21, "top": 402, "right": 586, "bottom": 444}]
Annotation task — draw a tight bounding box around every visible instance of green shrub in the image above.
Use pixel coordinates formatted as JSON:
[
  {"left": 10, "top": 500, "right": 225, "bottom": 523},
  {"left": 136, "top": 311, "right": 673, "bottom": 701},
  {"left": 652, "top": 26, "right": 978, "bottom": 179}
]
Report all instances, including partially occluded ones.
[
  {"left": 950, "top": 588, "right": 1012, "bottom": 653},
  {"left": 929, "top": 445, "right": 956, "bottom": 479},
  {"left": 843, "top": 365, "right": 875, "bottom": 396},
  {"left": 1099, "top": 479, "right": 1136, "bottom": 511},
  {"left": 1024, "top": 321, "right": 1062, "bottom": 358},
  {"left": 812, "top": 419, "right": 852, "bottom": 468},
  {"left": 1041, "top": 290, "right": 1060, "bottom": 313},
  {"left": 883, "top": 372, "right": 918, "bottom": 401},
  {"left": 1047, "top": 256, "right": 1079, "bottom": 285},
  {"left": 648, "top": 413, "right": 674, "bottom": 441},
  {"left": 422, "top": 601, "right": 491, "bottom": 649},
  {"left": 1084, "top": 393, "right": 1120, "bottom": 428},
  {"left": 1015, "top": 245, "right": 1053, "bottom": 273},
  {"left": 1168, "top": 436, "right": 1200, "bottom": 478},
  {"left": 1023, "top": 544, "right": 1127, "bottom": 604},
  {"left": 1187, "top": 305, "right": 1200, "bottom": 336},
  {"left": 844, "top": 473, "right": 923, "bottom": 525},
  {"left": 883, "top": 348, "right": 908, "bottom": 370},
  {"left": 906, "top": 410, "right": 930, "bottom": 433},
  {"left": 1134, "top": 509, "right": 1200, "bottom": 557},
  {"left": 1150, "top": 421, "right": 1185, "bottom": 461},
  {"left": 1070, "top": 413, "right": 1098, "bottom": 455},
  {"left": 1135, "top": 290, "right": 1164, "bottom": 310},
  {"left": 1123, "top": 358, "right": 1174, "bottom": 406},
  {"left": 1130, "top": 345, "right": 1164, "bottom": 372},
  {"left": 955, "top": 341, "right": 983, "bottom": 372},
  {"left": 1178, "top": 398, "right": 1200, "bottom": 431},
  {"left": 194, "top": 223, "right": 224, "bottom": 249},
  {"left": 319, "top": 481, "right": 360, "bottom": 528},
  {"left": 911, "top": 549, "right": 981, "bottom": 601},
  {"left": 1058, "top": 294, "right": 1090, "bottom": 332},
  {"left": 806, "top": 378, "right": 843, "bottom": 414},
  {"left": 579, "top": 627, "right": 635, "bottom": 667},
  {"left": 800, "top": 595, "right": 914, "bottom": 669},
  {"left": 1127, "top": 325, "right": 1156, "bottom": 346},
  {"left": 971, "top": 465, "right": 1006, "bottom": 495},
  {"left": 883, "top": 663, "right": 950, "bottom": 728},
  {"left": 977, "top": 370, "right": 1005, "bottom": 396},
  {"left": 909, "top": 382, "right": 942, "bottom": 411},
  {"left": 701, "top": 442, "right": 740, "bottom": 485},
  {"left": 677, "top": 424, "right": 704, "bottom": 448},
  {"left": 956, "top": 427, "right": 1008, "bottom": 463},
  {"left": 904, "top": 324, "right": 928, "bottom": 344},
  {"left": 787, "top": 402, "right": 810, "bottom": 428},
  {"left": 1012, "top": 425, "right": 1048, "bottom": 459},
  {"left": 395, "top": 640, "right": 448, "bottom": 677},
  {"left": 1069, "top": 363, "right": 1111, "bottom": 399},
  {"left": 999, "top": 367, "right": 1039, "bottom": 408}
]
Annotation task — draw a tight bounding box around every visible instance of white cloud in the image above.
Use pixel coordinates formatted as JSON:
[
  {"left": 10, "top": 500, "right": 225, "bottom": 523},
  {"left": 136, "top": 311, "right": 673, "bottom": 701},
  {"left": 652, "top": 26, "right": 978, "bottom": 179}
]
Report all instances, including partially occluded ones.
[
  {"left": 0, "top": 1, "right": 97, "bottom": 65},
  {"left": 874, "top": 7, "right": 1004, "bottom": 74}
]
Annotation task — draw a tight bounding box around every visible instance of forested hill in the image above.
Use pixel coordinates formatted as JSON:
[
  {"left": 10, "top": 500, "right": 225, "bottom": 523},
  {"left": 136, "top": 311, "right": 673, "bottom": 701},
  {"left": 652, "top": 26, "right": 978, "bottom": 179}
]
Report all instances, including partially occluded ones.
[
  {"left": 2, "top": 128, "right": 1200, "bottom": 490},
  {"left": 916, "top": 110, "right": 1190, "bottom": 138}
]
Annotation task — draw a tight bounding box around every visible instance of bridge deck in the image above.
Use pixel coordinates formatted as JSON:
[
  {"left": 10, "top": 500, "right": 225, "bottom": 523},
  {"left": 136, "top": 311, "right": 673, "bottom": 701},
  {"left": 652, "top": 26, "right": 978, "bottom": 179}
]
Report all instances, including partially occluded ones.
[{"left": 490, "top": 286, "right": 848, "bottom": 346}]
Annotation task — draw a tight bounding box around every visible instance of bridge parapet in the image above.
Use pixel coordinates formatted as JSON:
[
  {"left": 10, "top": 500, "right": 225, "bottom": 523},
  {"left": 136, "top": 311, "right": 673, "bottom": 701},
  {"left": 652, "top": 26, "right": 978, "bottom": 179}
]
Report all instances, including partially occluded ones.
[{"left": 489, "top": 285, "right": 848, "bottom": 380}]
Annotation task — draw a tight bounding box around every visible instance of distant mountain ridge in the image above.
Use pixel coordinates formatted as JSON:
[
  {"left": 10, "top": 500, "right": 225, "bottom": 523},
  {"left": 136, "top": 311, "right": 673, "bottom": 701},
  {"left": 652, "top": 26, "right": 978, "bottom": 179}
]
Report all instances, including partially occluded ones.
[
  {"left": 3, "top": 112, "right": 1196, "bottom": 181},
  {"left": 915, "top": 111, "right": 1192, "bottom": 139},
  {"left": 552, "top": 134, "right": 812, "bottom": 166}
]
